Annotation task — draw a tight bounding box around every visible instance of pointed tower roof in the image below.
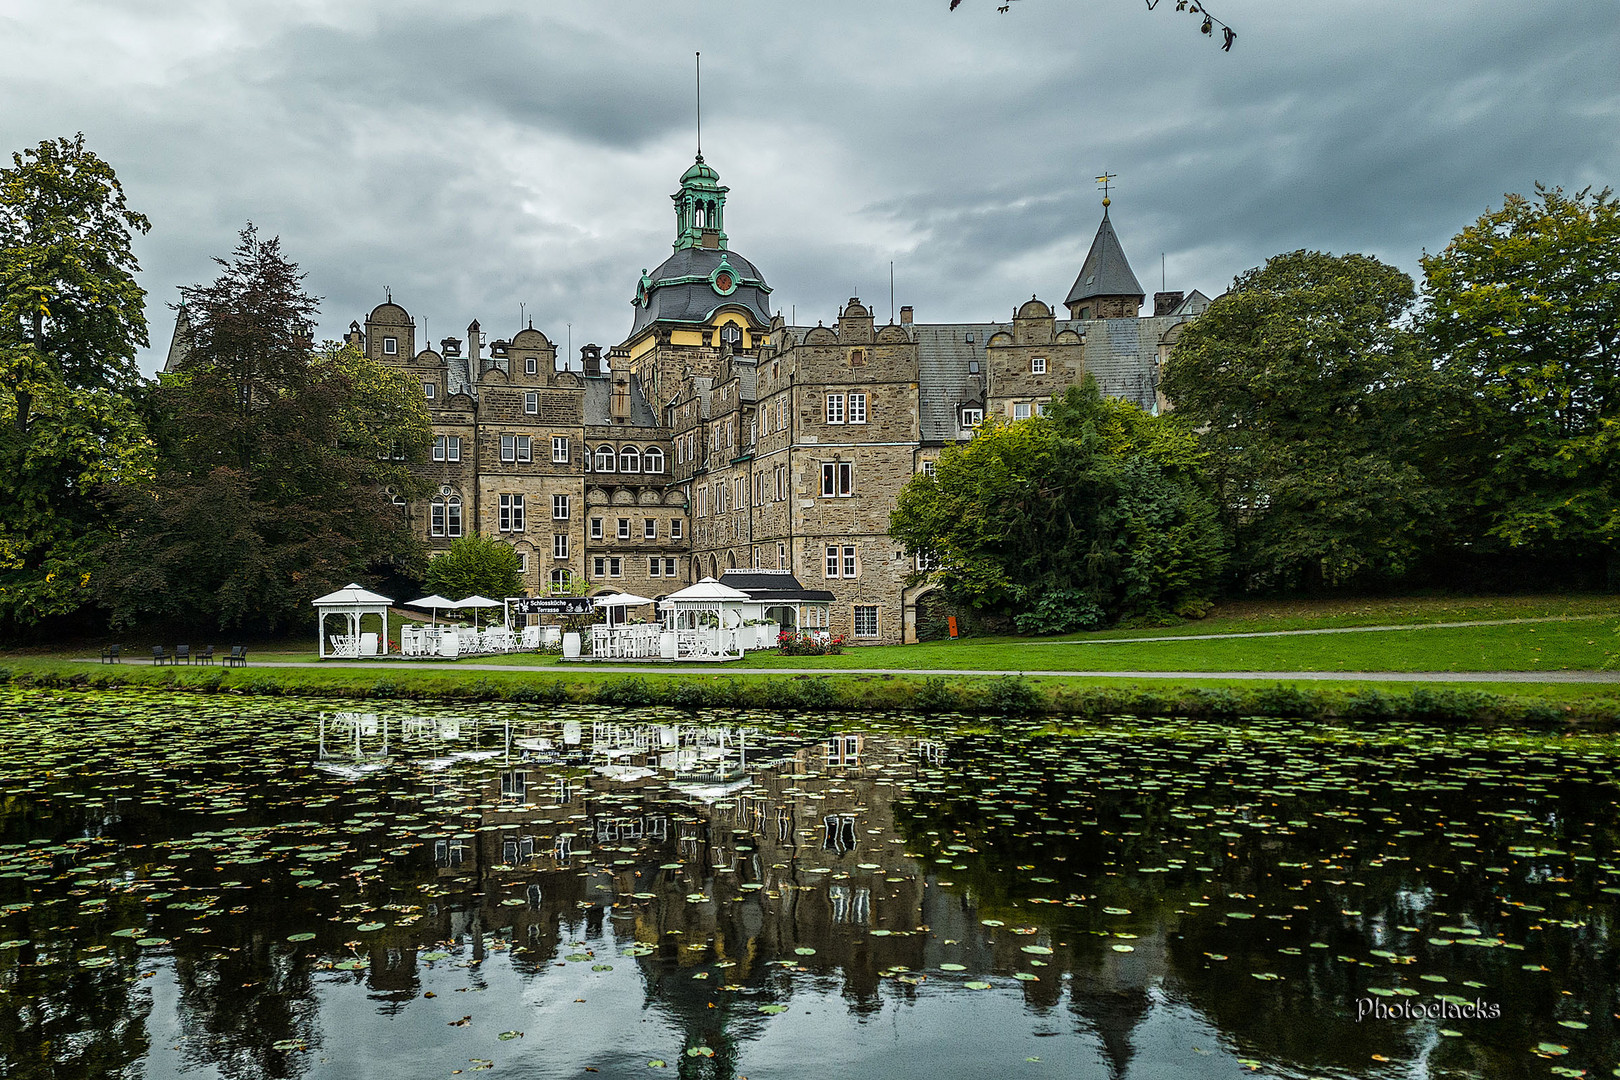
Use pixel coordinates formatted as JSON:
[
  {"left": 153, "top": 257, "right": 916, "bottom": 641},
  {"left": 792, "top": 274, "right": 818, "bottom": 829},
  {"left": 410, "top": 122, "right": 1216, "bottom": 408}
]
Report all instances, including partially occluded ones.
[{"left": 1065, "top": 209, "right": 1144, "bottom": 308}]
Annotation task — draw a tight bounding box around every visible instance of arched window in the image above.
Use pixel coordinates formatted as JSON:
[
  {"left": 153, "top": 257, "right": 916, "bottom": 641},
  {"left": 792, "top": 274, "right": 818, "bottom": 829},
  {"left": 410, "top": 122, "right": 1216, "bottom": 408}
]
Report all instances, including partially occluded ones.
[
  {"left": 619, "top": 446, "right": 640, "bottom": 473},
  {"left": 446, "top": 495, "right": 462, "bottom": 537},
  {"left": 595, "top": 446, "right": 615, "bottom": 472},
  {"left": 549, "top": 568, "right": 573, "bottom": 593},
  {"left": 643, "top": 446, "right": 665, "bottom": 474}
]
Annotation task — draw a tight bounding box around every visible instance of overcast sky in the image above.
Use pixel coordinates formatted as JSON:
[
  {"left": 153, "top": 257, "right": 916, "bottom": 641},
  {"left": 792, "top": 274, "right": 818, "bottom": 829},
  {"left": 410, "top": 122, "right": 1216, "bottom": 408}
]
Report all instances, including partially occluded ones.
[{"left": 5, "top": 0, "right": 1617, "bottom": 373}]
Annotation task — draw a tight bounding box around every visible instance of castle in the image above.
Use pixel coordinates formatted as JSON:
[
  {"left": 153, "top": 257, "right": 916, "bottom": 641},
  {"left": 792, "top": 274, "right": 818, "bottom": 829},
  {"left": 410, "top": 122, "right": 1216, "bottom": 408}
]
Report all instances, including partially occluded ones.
[{"left": 344, "top": 157, "right": 1209, "bottom": 644}]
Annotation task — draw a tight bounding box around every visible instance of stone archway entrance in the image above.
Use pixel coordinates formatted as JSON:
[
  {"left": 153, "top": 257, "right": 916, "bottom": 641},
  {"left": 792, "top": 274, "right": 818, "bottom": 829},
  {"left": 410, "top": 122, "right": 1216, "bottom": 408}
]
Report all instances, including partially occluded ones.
[{"left": 902, "top": 584, "right": 953, "bottom": 645}]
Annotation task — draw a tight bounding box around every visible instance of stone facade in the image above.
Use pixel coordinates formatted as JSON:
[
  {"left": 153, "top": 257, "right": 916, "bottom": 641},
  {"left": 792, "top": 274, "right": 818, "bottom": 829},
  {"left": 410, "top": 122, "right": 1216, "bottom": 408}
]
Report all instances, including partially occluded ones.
[{"left": 340, "top": 157, "right": 1212, "bottom": 644}]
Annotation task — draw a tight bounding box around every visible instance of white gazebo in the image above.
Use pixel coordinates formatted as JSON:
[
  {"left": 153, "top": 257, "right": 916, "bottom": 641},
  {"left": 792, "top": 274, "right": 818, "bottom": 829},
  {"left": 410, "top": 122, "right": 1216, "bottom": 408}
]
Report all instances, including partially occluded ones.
[
  {"left": 659, "top": 577, "right": 752, "bottom": 659},
  {"left": 313, "top": 583, "right": 395, "bottom": 659}
]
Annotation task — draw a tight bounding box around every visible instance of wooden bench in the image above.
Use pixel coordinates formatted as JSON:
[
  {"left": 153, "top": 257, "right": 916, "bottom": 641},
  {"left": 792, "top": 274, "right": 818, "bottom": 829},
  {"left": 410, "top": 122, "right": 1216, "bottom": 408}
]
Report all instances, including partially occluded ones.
[{"left": 100, "top": 644, "right": 121, "bottom": 664}]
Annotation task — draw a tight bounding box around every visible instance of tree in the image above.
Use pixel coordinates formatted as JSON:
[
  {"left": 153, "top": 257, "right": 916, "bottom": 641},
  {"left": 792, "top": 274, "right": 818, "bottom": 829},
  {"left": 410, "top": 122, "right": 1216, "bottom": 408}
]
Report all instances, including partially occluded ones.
[
  {"left": 890, "top": 380, "right": 1224, "bottom": 632},
  {"left": 96, "top": 227, "right": 431, "bottom": 632},
  {"left": 950, "top": 0, "right": 1237, "bottom": 51},
  {"left": 424, "top": 534, "right": 523, "bottom": 605},
  {"left": 0, "top": 135, "right": 154, "bottom": 635},
  {"left": 1161, "top": 250, "right": 1446, "bottom": 591},
  {"left": 1421, "top": 185, "right": 1620, "bottom": 578}
]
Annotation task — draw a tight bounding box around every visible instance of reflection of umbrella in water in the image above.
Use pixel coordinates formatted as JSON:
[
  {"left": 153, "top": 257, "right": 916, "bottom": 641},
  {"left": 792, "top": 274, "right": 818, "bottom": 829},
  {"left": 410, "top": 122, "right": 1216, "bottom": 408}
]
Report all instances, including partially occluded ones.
[
  {"left": 455, "top": 594, "right": 501, "bottom": 628},
  {"left": 593, "top": 591, "right": 655, "bottom": 626},
  {"left": 405, "top": 594, "right": 457, "bottom": 625}
]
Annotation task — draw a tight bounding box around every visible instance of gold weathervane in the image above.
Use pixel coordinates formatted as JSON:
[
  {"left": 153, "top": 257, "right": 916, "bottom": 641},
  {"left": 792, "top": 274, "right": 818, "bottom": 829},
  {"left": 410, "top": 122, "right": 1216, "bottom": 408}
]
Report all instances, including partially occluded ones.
[{"left": 1096, "top": 173, "right": 1116, "bottom": 208}]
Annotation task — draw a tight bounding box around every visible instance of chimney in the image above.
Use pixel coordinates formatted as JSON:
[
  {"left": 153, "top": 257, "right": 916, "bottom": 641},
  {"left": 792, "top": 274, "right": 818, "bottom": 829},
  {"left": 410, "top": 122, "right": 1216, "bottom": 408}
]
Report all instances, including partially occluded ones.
[
  {"left": 581, "top": 343, "right": 603, "bottom": 377},
  {"left": 899, "top": 305, "right": 914, "bottom": 325},
  {"left": 440, "top": 337, "right": 462, "bottom": 358},
  {"left": 467, "top": 319, "right": 483, "bottom": 363},
  {"left": 345, "top": 321, "right": 365, "bottom": 351},
  {"left": 610, "top": 370, "right": 631, "bottom": 422},
  {"left": 1153, "top": 291, "right": 1185, "bottom": 317}
]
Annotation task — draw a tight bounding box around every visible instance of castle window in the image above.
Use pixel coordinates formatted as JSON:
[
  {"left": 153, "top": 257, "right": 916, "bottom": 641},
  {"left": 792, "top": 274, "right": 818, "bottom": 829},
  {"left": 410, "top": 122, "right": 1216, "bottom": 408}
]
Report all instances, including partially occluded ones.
[
  {"left": 594, "top": 446, "right": 614, "bottom": 472},
  {"left": 553, "top": 494, "right": 570, "bottom": 520},
  {"left": 609, "top": 557, "right": 622, "bottom": 578},
  {"left": 383, "top": 337, "right": 397, "bottom": 355},
  {"left": 778, "top": 542, "right": 786, "bottom": 570},
  {"left": 516, "top": 551, "right": 529, "bottom": 574},
  {"left": 644, "top": 519, "right": 657, "bottom": 539},
  {"left": 821, "top": 461, "right": 853, "bottom": 498},
  {"left": 517, "top": 436, "right": 532, "bottom": 463},
  {"left": 618, "top": 519, "right": 630, "bottom": 540},
  {"left": 431, "top": 500, "right": 445, "bottom": 537},
  {"left": 524, "top": 392, "right": 538, "bottom": 414},
  {"left": 826, "top": 393, "right": 845, "bottom": 425},
  {"left": 824, "top": 544, "right": 858, "bottom": 579},
  {"left": 423, "top": 381, "right": 435, "bottom": 400},
  {"left": 447, "top": 497, "right": 461, "bottom": 536},
  {"left": 961, "top": 407, "right": 983, "bottom": 428},
  {"left": 1014, "top": 403, "right": 1032, "bottom": 421},
  {"left": 498, "top": 494, "right": 525, "bottom": 532},
  {"left": 670, "top": 519, "right": 683, "bottom": 540},
  {"left": 854, "top": 605, "right": 879, "bottom": 638},
  {"left": 649, "top": 558, "right": 662, "bottom": 577},
  {"left": 550, "top": 568, "right": 572, "bottom": 592},
  {"left": 432, "top": 435, "right": 446, "bottom": 462},
  {"left": 619, "top": 446, "right": 640, "bottom": 473},
  {"left": 525, "top": 357, "right": 537, "bottom": 375},
  {"left": 1031, "top": 357, "right": 1047, "bottom": 375},
  {"left": 848, "top": 392, "right": 867, "bottom": 424},
  {"left": 664, "top": 557, "right": 677, "bottom": 577},
  {"left": 552, "top": 436, "right": 570, "bottom": 463},
  {"left": 553, "top": 534, "right": 569, "bottom": 559},
  {"left": 446, "top": 436, "right": 461, "bottom": 462},
  {"left": 922, "top": 460, "right": 936, "bottom": 478},
  {"left": 643, "top": 447, "right": 664, "bottom": 473},
  {"left": 590, "top": 517, "right": 603, "bottom": 540}
]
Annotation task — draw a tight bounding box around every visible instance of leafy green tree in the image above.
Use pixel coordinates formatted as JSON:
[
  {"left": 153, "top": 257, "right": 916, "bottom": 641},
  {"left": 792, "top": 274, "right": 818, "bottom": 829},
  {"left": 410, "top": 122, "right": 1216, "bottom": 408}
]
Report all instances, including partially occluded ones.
[
  {"left": 0, "top": 135, "right": 154, "bottom": 634},
  {"left": 1421, "top": 185, "right": 1620, "bottom": 576},
  {"left": 1161, "top": 250, "right": 1445, "bottom": 591},
  {"left": 891, "top": 380, "right": 1224, "bottom": 632},
  {"left": 97, "top": 227, "right": 431, "bottom": 631},
  {"left": 424, "top": 534, "right": 523, "bottom": 605}
]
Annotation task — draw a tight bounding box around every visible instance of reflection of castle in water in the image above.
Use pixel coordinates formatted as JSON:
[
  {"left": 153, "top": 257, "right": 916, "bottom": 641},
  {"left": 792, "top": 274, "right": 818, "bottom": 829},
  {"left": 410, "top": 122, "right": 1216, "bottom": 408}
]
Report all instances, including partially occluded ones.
[{"left": 307, "top": 712, "right": 1332, "bottom": 1079}]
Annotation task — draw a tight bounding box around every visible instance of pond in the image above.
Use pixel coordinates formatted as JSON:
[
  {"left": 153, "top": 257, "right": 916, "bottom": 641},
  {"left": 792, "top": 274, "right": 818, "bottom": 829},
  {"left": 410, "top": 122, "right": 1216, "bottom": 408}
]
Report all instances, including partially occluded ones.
[{"left": 1, "top": 688, "right": 1617, "bottom": 1079}]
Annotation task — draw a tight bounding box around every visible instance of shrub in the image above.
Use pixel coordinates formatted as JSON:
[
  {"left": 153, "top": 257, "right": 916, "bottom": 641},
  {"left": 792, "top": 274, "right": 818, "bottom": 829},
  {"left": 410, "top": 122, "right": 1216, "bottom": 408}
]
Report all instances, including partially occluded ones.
[
  {"left": 776, "top": 631, "right": 847, "bottom": 656},
  {"left": 985, "top": 675, "right": 1040, "bottom": 715},
  {"left": 1341, "top": 689, "right": 1397, "bottom": 720},
  {"left": 1174, "top": 687, "right": 1241, "bottom": 720},
  {"left": 1252, "top": 683, "right": 1323, "bottom": 720},
  {"left": 510, "top": 681, "right": 568, "bottom": 704},
  {"left": 597, "top": 676, "right": 654, "bottom": 707},
  {"left": 914, "top": 676, "right": 961, "bottom": 714},
  {"left": 370, "top": 678, "right": 410, "bottom": 700}
]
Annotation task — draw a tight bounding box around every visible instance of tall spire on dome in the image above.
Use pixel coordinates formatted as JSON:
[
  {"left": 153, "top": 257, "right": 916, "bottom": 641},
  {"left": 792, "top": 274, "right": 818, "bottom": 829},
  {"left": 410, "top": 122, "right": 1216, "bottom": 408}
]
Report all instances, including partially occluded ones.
[{"left": 673, "top": 52, "right": 728, "bottom": 251}]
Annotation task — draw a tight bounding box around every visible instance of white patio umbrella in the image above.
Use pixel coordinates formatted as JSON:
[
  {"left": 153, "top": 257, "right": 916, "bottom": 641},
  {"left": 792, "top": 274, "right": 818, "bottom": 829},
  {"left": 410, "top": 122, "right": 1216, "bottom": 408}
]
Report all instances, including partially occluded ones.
[
  {"left": 593, "top": 591, "right": 655, "bottom": 626},
  {"left": 455, "top": 594, "right": 502, "bottom": 628},
  {"left": 405, "top": 594, "right": 456, "bottom": 625}
]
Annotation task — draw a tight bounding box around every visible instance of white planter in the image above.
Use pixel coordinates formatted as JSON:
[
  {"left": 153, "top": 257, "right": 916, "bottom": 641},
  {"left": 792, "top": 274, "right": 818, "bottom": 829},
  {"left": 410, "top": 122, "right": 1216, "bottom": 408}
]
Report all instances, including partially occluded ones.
[
  {"left": 360, "top": 632, "right": 379, "bottom": 656},
  {"left": 562, "top": 632, "right": 582, "bottom": 659},
  {"left": 660, "top": 631, "right": 678, "bottom": 659}
]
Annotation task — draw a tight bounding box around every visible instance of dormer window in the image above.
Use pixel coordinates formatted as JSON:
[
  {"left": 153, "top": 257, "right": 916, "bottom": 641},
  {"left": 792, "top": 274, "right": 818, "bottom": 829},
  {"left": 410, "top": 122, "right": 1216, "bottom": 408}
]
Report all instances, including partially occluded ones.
[
  {"left": 525, "top": 357, "right": 537, "bottom": 375},
  {"left": 423, "top": 381, "right": 436, "bottom": 400},
  {"left": 961, "top": 407, "right": 983, "bottom": 428},
  {"left": 383, "top": 337, "right": 397, "bottom": 355}
]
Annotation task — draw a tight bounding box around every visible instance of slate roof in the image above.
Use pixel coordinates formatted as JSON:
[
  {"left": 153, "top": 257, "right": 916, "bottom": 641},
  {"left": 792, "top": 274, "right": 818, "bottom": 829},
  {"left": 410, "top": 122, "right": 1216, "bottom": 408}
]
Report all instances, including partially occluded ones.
[
  {"left": 629, "top": 247, "right": 773, "bottom": 338},
  {"left": 582, "top": 373, "right": 660, "bottom": 427},
  {"left": 1065, "top": 211, "right": 1144, "bottom": 305},
  {"left": 913, "top": 323, "right": 994, "bottom": 444},
  {"left": 718, "top": 570, "right": 836, "bottom": 603}
]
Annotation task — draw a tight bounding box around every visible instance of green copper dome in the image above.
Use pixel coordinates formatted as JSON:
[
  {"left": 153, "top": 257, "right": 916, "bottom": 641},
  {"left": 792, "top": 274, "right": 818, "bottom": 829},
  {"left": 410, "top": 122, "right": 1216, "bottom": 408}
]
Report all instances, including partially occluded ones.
[{"left": 680, "top": 156, "right": 720, "bottom": 184}]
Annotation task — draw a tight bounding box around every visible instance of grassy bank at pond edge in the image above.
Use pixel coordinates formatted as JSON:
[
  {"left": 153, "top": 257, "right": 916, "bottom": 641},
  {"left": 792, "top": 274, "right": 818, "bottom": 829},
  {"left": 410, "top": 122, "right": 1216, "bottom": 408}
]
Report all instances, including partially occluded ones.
[{"left": 1, "top": 658, "right": 1616, "bottom": 728}]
